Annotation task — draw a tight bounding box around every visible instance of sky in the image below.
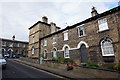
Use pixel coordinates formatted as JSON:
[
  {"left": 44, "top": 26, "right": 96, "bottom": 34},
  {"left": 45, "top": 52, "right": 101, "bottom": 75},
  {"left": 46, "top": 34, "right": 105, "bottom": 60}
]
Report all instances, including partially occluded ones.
[{"left": 0, "top": 0, "right": 119, "bottom": 42}]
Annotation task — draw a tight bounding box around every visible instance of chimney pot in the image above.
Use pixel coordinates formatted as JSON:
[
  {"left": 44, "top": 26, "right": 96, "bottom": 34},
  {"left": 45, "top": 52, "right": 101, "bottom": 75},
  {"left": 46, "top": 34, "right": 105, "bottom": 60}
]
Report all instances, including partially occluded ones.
[
  {"left": 91, "top": 6, "right": 98, "bottom": 17},
  {"left": 12, "top": 35, "right": 15, "bottom": 40},
  {"left": 42, "top": 16, "right": 48, "bottom": 23}
]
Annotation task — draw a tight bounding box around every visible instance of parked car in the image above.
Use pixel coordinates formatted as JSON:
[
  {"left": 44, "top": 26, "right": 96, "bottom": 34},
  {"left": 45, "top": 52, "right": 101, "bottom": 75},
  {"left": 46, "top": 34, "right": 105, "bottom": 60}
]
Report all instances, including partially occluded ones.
[
  {"left": 0, "top": 54, "right": 7, "bottom": 69},
  {"left": 12, "top": 54, "right": 16, "bottom": 58},
  {"left": 15, "top": 54, "right": 20, "bottom": 58},
  {"left": 4, "top": 54, "right": 10, "bottom": 58}
]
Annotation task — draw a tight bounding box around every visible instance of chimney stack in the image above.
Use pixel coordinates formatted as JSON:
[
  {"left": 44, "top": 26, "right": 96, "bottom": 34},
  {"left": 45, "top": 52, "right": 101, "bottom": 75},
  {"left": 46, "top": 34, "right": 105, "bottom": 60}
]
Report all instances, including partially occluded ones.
[
  {"left": 91, "top": 6, "right": 98, "bottom": 17},
  {"left": 42, "top": 16, "right": 48, "bottom": 23},
  {"left": 50, "top": 22, "right": 56, "bottom": 33},
  {"left": 12, "top": 35, "right": 15, "bottom": 40}
]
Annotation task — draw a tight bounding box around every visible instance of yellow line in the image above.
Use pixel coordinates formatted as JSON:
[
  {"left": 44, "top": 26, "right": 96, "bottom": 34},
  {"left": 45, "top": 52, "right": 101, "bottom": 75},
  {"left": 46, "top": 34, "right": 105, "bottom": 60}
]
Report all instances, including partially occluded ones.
[{"left": 12, "top": 60, "right": 65, "bottom": 79}]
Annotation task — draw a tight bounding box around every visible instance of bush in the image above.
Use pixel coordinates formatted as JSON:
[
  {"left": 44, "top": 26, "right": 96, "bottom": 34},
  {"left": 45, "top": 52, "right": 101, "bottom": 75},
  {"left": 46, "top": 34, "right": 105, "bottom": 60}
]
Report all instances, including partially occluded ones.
[
  {"left": 52, "top": 56, "right": 76, "bottom": 65},
  {"left": 40, "top": 54, "right": 45, "bottom": 59},
  {"left": 56, "top": 56, "right": 66, "bottom": 63},
  {"left": 86, "top": 61, "right": 99, "bottom": 67},
  {"left": 52, "top": 57, "right": 58, "bottom": 61},
  {"left": 64, "top": 58, "right": 76, "bottom": 65},
  {"left": 107, "top": 65, "right": 114, "bottom": 70},
  {"left": 113, "top": 63, "right": 120, "bottom": 71}
]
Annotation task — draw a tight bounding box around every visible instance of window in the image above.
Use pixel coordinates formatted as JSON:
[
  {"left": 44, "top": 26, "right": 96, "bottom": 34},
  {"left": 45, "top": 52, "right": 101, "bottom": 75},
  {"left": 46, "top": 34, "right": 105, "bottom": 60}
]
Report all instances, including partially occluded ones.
[
  {"left": 101, "top": 39, "right": 114, "bottom": 56},
  {"left": 44, "top": 40, "right": 47, "bottom": 47},
  {"left": 98, "top": 18, "right": 109, "bottom": 31},
  {"left": 44, "top": 50, "right": 47, "bottom": 59},
  {"left": 33, "top": 29, "right": 35, "bottom": 33},
  {"left": 64, "top": 46, "right": 70, "bottom": 58},
  {"left": 17, "top": 43, "right": 19, "bottom": 47},
  {"left": 2, "top": 42, "right": 6, "bottom": 46},
  {"left": 32, "top": 36, "right": 34, "bottom": 43},
  {"left": 63, "top": 30, "right": 68, "bottom": 41},
  {"left": 32, "top": 47, "right": 35, "bottom": 54},
  {"left": 52, "top": 37, "right": 56, "bottom": 44},
  {"left": 78, "top": 25, "right": 85, "bottom": 37},
  {"left": 9, "top": 43, "right": 13, "bottom": 47},
  {"left": 23, "top": 45, "right": 25, "bottom": 48}
]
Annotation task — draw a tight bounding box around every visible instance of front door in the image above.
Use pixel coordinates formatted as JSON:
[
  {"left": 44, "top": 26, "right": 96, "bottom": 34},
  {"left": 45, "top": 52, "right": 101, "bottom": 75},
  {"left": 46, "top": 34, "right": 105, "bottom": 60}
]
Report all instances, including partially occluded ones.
[
  {"left": 80, "top": 44, "right": 88, "bottom": 63},
  {"left": 53, "top": 49, "right": 57, "bottom": 58},
  {"left": 8, "top": 50, "right": 12, "bottom": 58}
]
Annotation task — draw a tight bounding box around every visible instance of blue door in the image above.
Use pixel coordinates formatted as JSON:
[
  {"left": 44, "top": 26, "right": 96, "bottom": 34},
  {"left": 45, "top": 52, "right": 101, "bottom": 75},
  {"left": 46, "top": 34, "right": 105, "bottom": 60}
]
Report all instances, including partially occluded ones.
[{"left": 53, "top": 49, "right": 57, "bottom": 58}]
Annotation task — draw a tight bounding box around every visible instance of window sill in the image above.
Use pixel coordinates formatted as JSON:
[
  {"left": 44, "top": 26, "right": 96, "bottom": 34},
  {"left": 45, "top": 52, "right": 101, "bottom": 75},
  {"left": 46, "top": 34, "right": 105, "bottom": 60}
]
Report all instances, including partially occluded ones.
[
  {"left": 98, "top": 29, "right": 109, "bottom": 33},
  {"left": 9, "top": 46, "right": 13, "bottom": 47},
  {"left": 79, "top": 35, "right": 86, "bottom": 38},
  {"left": 44, "top": 46, "right": 47, "bottom": 47},
  {"left": 102, "top": 54, "right": 114, "bottom": 57},
  {"left": 65, "top": 57, "right": 70, "bottom": 58},
  {"left": 52, "top": 42, "right": 56, "bottom": 44},
  {"left": 64, "top": 40, "right": 69, "bottom": 42}
]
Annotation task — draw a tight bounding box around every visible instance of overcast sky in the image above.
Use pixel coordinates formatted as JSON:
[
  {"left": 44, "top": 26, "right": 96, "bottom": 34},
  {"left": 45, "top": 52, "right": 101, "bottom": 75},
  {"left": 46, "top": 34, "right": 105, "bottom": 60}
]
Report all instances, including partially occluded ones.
[{"left": 0, "top": 0, "right": 119, "bottom": 42}]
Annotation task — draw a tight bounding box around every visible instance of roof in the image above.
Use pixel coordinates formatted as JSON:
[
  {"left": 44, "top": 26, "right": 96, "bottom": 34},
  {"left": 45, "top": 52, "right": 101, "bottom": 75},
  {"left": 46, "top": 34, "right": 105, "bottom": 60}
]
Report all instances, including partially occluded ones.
[
  {"left": 0, "top": 38, "right": 28, "bottom": 44},
  {"left": 29, "top": 21, "right": 61, "bottom": 30},
  {"left": 40, "top": 6, "right": 120, "bottom": 40},
  {"left": 29, "top": 21, "right": 51, "bottom": 30}
]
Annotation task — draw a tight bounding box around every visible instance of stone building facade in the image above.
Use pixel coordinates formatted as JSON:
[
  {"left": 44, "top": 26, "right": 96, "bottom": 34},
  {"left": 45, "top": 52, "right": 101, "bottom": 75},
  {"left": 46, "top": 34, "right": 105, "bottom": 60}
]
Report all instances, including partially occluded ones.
[
  {"left": 28, "top": 16, "right": 60, "bottom": 58},
  {"left": 28, "top": 6, "right": 120, "bottom": 65},
  {"left": 39, "top": 6, "right": 120, "bottom": 65},
  {"left": 0, "top": 37, "right": 28, "bottom": 57}
]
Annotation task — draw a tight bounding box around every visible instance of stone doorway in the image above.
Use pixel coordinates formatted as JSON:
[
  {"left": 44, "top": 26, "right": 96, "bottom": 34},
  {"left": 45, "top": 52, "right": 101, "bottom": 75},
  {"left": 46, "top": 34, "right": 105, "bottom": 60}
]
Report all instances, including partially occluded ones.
[{"left": 80, "top": 44, "right": 88, "bottom": 63}]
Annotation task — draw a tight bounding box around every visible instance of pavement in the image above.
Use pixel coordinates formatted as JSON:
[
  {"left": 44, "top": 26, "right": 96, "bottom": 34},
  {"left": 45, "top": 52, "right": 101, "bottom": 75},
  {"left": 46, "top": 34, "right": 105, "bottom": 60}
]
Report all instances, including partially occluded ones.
[{"left": 9, "top": 58, "right": 95, "bottom": 79}]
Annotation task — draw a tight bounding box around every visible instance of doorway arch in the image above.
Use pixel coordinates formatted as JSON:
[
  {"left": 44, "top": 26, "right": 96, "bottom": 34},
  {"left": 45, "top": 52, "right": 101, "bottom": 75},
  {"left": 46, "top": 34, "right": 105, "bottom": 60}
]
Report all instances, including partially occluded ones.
[
  {"left": 8, "top": 49, "right": 13, "bottom": 57},
  {"left": 78, "top": 41, "right": 89, "bottom": 63}
]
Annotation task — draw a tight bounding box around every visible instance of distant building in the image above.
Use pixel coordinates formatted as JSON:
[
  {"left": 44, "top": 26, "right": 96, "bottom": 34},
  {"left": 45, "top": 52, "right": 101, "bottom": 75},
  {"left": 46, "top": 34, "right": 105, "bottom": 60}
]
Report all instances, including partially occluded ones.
[
  {"left": 0, "top": 36, "right": 28, "bottom": 57},
  {"left": 28, "top": 6, "right": 120, "bottom": 65}
]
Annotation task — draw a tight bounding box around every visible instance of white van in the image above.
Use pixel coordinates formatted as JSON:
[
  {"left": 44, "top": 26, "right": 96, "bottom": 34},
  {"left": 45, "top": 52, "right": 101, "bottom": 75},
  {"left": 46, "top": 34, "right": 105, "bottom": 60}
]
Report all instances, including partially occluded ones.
[{"left": 0, "top": 54, "right": 6, "bottom": 69}]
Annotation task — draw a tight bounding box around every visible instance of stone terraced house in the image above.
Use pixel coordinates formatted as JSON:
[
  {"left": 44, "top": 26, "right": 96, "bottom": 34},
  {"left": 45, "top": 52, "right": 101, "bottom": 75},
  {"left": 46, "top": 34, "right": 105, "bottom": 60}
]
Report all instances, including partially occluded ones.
[
  {"left": 29, "top": 6, "right": 120, "bottom": 65},
  {"left": 0, "top": 36, "right": 28, "bottom": 57}
]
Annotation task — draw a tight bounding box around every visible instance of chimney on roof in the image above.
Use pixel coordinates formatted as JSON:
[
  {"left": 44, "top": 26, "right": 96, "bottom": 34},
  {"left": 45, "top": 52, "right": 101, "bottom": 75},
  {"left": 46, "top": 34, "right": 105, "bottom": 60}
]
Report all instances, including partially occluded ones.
[
  {"left": 91, "top": 6, "right": 98, "bottom": 17},
  {"left": 12, "top": 35, "right": 15, "bottom": 40},
  {"left": 42, "top": 16, "right": 48, "bottom": 23},
  {"left": 50, "top": 22, "right": 56, "bottom": 33}
]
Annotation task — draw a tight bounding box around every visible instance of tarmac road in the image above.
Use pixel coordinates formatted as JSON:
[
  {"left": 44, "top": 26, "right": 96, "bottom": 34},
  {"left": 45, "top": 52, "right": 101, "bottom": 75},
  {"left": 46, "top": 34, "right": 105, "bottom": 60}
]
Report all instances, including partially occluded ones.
[{"left": 2, "top": 59, "right": 65, "bottom": 80}]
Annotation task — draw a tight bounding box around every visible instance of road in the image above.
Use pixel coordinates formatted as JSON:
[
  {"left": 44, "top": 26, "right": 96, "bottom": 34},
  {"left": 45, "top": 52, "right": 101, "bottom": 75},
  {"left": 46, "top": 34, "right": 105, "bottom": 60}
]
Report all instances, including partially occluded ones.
[{"left": 2, "top": 60, "right": 65, "bottom": 80}]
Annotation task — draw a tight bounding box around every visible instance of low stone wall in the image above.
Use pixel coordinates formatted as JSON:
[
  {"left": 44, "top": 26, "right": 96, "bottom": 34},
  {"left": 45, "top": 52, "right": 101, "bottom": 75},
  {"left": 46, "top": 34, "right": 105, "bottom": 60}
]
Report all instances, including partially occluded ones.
[
  {"left": 19, "top": 57, "right": 39, "bottom": 64},
  {"left": 19, "top": 57, "right": 119, "bottom": 78},
  {"left": 42, "top": 61, "right": 67, "bottom": 70},
  {"left": 43, "top": 61, "right": 120, "bottom": 78},
  {"left": 42, "top": 61, "right": 119, "bottom": 78}
]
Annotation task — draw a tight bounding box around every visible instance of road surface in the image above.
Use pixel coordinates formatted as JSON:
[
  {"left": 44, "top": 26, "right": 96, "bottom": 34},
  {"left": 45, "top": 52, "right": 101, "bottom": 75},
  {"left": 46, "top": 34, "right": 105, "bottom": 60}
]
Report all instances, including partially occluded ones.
[{"left": 2, "top": 59, "right": 65, "bottom": 80}]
